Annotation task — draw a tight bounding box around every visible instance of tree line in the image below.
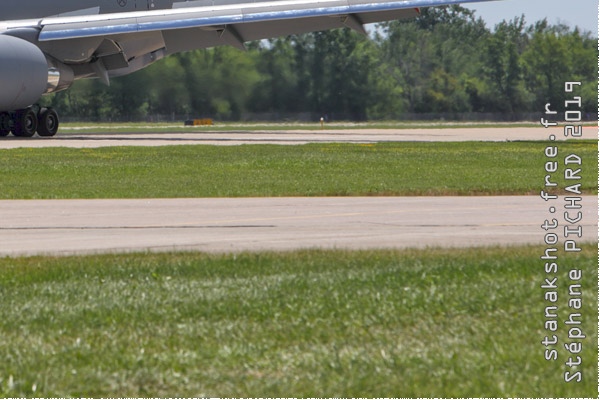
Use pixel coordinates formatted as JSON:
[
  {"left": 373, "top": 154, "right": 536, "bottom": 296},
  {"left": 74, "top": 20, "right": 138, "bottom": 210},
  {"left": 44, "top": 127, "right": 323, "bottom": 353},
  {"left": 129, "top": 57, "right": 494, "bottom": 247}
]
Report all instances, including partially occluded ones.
[{"left": 43, "top": 6, "right": 599, "bottom": 121}]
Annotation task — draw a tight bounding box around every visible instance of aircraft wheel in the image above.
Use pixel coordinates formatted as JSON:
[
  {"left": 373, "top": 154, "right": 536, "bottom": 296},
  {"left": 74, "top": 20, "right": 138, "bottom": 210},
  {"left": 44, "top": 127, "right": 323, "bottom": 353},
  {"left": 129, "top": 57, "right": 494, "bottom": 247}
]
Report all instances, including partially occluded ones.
[
  {"left": 37, "top": 108, "right": 59, "bottom": 137},
  {"left": 0, "top": 112, "right": 10, "bottom": 137},
  {"left": 12, "top": 108, "right": 37, "bottom": 137}
]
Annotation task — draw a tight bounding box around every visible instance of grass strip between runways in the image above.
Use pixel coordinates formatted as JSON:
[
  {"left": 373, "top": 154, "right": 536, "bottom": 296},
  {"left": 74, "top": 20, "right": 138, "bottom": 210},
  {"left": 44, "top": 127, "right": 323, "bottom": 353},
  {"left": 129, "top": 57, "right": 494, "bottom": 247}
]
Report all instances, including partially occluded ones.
[
  {"left": 0, "top": 245, "right": 597, "bottom": 397},
  {"left": 0, "top": 141, "right": 597, "bottom": 198}
]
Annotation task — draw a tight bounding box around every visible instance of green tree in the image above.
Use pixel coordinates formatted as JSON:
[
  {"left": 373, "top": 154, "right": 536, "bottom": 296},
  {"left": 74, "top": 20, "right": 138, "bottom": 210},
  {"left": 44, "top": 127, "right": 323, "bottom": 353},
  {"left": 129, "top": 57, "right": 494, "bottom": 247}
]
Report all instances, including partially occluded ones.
[
  {"left": 310, "top": 29, "right": 378, "bottom": 120},
  {"left": 146, "top": 55, "right": 191, "bottom": 116},
  {"left": 480, "top": 17, "right": 531, "bottom": 113},
  {"left": 379, "top": 5, "right": 487, "bottom": 113},
  {"left": 248, "top": 37, "right": 299, "bottom": 113},
  {"left": 522, "top": 21, "right": 572, "bottom": 111}
]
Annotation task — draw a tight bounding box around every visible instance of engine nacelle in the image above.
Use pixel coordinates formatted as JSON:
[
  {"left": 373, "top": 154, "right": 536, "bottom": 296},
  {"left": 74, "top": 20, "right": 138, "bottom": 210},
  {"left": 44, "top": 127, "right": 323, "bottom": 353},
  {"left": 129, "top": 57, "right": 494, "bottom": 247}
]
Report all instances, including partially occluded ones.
[{"left": 0, "top": 35, "right": 74, "bottom": 111}]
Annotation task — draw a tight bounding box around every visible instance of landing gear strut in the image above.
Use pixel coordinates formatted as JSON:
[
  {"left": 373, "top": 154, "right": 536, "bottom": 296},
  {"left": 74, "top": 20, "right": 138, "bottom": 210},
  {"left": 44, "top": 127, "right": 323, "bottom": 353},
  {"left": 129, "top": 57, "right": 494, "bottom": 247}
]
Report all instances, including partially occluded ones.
[{"left": 0, "top": 106, "right": 60, "bottom": 138}]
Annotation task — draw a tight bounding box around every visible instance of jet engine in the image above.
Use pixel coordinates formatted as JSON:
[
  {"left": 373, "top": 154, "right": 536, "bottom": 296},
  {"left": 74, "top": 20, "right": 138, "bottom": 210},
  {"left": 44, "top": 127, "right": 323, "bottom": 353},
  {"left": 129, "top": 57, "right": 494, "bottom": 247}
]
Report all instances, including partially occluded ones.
[{"left": 0, "top": 34, "right": 74, "bottom": 111}]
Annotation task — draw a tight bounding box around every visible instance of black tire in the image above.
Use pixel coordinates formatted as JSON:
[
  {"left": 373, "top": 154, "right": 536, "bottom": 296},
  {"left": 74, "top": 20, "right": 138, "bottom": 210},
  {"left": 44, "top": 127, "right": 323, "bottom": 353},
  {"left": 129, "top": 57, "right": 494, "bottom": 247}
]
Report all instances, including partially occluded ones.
[
  {"left": 12, "top": 108, "right": 37, "bottom": 137},
  {"left": 37, "top": 108, "right": 59, "bottom": 137},
  {"left": 0, "top": 112, "right": 10, "bottom": 137}
]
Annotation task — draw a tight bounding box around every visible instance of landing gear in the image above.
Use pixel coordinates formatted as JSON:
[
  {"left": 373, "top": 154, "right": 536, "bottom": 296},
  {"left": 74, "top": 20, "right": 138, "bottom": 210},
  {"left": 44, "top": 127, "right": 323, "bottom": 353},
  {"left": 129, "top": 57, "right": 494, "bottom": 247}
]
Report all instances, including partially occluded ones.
[
  {"left": 0, "top": 106, "right": 60, "bottom": 138},
  {"left": 37, "top": 108, "right": 60, "bottom": 137},
  {"left": 13, "top": 108, "right": 38, "bottom": 137}
]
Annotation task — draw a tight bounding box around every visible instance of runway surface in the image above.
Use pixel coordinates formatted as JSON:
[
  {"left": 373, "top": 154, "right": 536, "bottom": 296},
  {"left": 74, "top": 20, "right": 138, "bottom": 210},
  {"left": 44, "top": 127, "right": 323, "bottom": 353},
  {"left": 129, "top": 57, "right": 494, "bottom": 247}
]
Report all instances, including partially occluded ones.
[
  {"left": 0, "top": 126, "right": 596, "bottom": 148},
  {"left": 1, "top": 196, "right": 597, "bottom": 256}
]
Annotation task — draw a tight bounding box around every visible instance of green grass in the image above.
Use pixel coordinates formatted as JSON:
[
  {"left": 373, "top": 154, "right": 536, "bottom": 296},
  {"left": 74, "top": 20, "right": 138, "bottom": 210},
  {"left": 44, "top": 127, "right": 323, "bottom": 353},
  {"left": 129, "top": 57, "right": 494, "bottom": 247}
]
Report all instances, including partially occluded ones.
[
  {"left": 0, "top": 141, "right": 597, "bottom": 198},
  {"left": 0, "top": 246, "right": 597, "bottom": 397}
]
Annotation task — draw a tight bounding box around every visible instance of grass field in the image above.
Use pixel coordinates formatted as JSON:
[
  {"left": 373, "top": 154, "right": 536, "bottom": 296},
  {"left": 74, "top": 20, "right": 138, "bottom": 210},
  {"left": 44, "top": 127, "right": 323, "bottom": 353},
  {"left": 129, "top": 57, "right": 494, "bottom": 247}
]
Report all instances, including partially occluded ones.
[
  {"left": 0, "top": 141, "right": 597, "bottom": 198},
  {"left": 1, "top": 133, "right": 597, "bottom": 396},
  {"left": 0, "top": 245, "right": 597, "bottom": 397}
]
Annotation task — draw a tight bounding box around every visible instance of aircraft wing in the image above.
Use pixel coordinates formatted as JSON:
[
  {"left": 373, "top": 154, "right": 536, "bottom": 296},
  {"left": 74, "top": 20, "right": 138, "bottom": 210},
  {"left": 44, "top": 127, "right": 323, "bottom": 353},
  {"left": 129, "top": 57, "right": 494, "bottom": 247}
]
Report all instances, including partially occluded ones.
[
  {"left": 37, "top": 0, "right": 491, "bottom": 42},
  {"left": 0, "top": 0, "right": 497, "bottom": 80}
]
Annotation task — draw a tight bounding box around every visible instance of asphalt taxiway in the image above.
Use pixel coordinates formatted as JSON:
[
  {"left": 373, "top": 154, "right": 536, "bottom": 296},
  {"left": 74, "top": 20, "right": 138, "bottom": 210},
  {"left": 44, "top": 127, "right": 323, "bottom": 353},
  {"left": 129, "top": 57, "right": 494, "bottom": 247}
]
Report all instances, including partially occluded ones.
[
  {"left": 0, "top": 126, "right": 596, "bottom": 148},
  {"left": 1, "top": 196, "right": 597, "bottom": 256}
]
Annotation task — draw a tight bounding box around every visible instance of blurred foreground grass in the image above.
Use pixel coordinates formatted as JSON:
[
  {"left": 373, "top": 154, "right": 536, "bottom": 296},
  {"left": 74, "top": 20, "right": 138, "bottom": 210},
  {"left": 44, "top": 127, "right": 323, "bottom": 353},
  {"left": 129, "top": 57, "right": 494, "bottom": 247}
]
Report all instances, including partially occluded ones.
[{"left": 0, "top": 245, "right": 597, "bottom": 397}]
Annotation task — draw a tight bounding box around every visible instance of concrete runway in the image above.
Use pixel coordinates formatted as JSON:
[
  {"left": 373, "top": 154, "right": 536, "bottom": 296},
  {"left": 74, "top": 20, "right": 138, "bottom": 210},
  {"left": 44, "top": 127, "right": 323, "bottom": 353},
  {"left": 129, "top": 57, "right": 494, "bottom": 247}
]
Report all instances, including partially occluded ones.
[
  {"left": 0, "top": 126, "right": 597, "bottom": 148},
  {"left": 0, "top": 196, "right": 597, "bottom": 256}
]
